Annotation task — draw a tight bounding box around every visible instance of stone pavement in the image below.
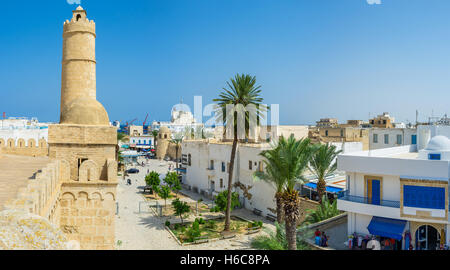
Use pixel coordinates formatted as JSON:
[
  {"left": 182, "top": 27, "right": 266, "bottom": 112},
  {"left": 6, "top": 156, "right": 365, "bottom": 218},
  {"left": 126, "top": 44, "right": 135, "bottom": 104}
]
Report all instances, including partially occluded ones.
[{"left": 114, "top": 158, "right": 273, "bottom": 250}]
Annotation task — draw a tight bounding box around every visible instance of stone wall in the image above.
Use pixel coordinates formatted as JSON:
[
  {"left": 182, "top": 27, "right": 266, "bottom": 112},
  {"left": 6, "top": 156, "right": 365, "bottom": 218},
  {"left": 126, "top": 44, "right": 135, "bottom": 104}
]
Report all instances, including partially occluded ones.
[
  {"left": 59, "top": 184, "right": 116, "bottom": 250},
  {"left": 3, "top": 160, "right": 65, "bottom": 225},
  {"left": 48, "top": 124, "right": 117, "bottom": 181},
  {"left": 0, "top": 138, "right": 48, "bottom": 157},
  {"left": 166, "top": 143, "right": 182, "bottom": 160},
  {"left": 48, "top": 124, "right": 118, "bottom": 250},
  {"left": 298, "top": 197, "right": 320, "bottom": 225}
]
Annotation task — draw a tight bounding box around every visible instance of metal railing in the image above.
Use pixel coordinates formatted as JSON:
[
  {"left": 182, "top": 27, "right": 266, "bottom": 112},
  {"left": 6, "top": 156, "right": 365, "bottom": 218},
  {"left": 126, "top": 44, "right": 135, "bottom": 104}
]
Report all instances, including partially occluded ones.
[{"left": 338, "top": 191, "right": 400, "bottom": 208}]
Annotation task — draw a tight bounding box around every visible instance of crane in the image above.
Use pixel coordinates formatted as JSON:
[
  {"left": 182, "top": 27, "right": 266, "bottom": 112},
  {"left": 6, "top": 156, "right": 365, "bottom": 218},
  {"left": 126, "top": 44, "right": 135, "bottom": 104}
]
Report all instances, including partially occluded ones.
[
  {"left": 142, "top": 114, "right": 149, "bottom": 127},
  {"left": 124, "top": 118, "right": 138, "bottom": 129}
]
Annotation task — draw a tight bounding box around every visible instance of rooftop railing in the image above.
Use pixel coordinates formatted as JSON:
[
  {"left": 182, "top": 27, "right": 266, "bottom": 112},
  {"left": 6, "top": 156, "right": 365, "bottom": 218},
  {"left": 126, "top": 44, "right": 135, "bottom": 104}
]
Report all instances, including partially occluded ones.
[{"left": 337, "top": 190, "right": 400, "bottom": 208}]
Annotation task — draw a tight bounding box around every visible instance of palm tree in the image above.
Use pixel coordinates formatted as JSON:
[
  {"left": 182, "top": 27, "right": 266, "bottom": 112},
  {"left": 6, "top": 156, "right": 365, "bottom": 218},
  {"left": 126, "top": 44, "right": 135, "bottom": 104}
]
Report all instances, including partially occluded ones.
[
  {"left": 254, "top": 141, "right": 285, "bottom": 224},
  {"left": 170, "top": 137, "right": 183, "bottom": 170},
  {"left": 308, "top": 143, "right": 342, "bottom": 203},
  {"left": 277, "top": 135, "right": 314, "bottom": 250},
  {"left": 304, "top": 195, "right": 340, "bottom": 225},
  {"left": 151, "top": 129, "right": 159, "bottom": 151},
  {"left": 213, "top": 73, "right": 268, "bottom": 232}
]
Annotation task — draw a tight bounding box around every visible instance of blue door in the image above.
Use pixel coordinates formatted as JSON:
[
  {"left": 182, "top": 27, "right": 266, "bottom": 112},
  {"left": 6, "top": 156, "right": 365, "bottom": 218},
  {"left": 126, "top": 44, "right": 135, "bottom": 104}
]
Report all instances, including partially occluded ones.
[
  {"left": 411, "top": 135, "right": 417, "bottom": 145},
  {"left": 371, "top": 180, "right": 381, "bottom": 205}
]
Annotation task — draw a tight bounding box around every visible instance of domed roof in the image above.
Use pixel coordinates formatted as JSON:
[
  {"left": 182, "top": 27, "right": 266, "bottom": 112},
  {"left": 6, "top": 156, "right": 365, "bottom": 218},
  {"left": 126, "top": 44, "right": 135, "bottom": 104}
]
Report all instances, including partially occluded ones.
[
  {"left": 159, "top": 126, "right": 171, "bottom": 134},
  {"left": 425, "top": 135, "right": 450, "bottom": 151},
  {"left": 61, "top": 97, "right": 110, "bottom": 126}
]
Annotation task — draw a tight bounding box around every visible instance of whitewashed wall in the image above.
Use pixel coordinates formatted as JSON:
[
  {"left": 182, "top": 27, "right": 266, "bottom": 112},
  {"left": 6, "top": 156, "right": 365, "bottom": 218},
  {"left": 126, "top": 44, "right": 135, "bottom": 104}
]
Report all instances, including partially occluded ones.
[{"left": 0, "top": 128, "right": 48, "bottom": 146}]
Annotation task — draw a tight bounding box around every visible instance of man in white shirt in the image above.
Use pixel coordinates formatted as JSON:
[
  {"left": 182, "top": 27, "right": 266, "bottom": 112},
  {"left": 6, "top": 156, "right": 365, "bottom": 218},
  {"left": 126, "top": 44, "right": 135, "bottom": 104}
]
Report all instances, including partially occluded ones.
[{"left": 367, "top": 237, "right": 381, "bottom": 250}]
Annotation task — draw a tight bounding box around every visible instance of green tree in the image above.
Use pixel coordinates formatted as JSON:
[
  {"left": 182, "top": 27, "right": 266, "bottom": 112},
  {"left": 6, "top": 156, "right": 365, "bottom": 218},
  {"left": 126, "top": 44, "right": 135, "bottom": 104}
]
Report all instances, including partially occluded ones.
[
  {"left": 164, "top": 172, "right": 181, "bottom": 197},
  {"left": 145, "top": 171, "right": 161, "bottom": 194},
  {"left": 251, "top": 222, "right": 312, "bottom": 250},
  {"left": 172, "top": 198, "right": 191, "bottom": 225},
  {"left": 254, "top": 141, "right": 286, "bottom": 224},
  {"left": 170, "top": 137, "right": 183, "bottom": 170},
  {"left": 304, "top": 195, "right": 340, "bottom": 225},
  {"left": 117, "top": 132, "right": 128, "bottom": 143},
  {"left": 164, "top": 171, "right": 178, "bottom": 186},
  {"left": 309, "top": 143, "right": 342, "bottom": 203},
  {"left": 214, "top": 190, "right": 240, "bottom": 213},
  {"left": 151, "top": 129, "right": 159, "bottom": 150},
  {"left": 158, "top": 185, "right": 172, "bottom": 209},
  {"left": 172, "top": 177, "right": 182, "bottom": 197},
  {"left": 276, "top": 135, "right": 314, "bottom": 250},
  {"left": 213, "top": 73, "right": 268, "bottom": 231},
  {"left": 186, "top": 220, "right": 201, "bottom": 242}
]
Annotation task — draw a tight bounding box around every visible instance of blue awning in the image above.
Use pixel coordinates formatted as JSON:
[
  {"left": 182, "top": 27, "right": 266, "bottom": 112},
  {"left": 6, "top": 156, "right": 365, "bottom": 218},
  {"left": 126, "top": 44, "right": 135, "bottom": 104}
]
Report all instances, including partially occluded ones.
[
  {"left": 367, "top": 216, "right": 407, "bottom": 240},
  {"left": 304, "top": 182, "right": 343, "bottom": 194}
]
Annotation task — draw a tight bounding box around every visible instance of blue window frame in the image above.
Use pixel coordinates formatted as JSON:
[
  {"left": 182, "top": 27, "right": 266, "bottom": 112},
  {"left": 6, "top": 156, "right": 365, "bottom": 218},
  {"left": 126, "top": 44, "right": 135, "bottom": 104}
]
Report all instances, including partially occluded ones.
[
  {"left": 404, "top": 185, "right": 445, "bottom": 210},
  {"left": 428, "top": 153, "right": 441, "bottom": 160}
]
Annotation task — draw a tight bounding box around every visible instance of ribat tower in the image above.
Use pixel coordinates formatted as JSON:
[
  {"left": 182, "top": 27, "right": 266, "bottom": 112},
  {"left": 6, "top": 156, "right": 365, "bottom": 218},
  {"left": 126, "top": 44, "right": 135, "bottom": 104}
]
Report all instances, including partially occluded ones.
[
  {"left": 48, "top": 6, "right": 118, "bottom": 250},
  {"left": 60, "top": 6, "right": 109, "bottom": 125}
]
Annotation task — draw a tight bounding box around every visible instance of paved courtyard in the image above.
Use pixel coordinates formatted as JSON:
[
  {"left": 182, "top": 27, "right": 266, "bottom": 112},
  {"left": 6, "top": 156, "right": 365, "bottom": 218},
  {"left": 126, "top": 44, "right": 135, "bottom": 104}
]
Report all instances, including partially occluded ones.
[{"left": 115, "top": 158, "right": 273, "bottom": 250}]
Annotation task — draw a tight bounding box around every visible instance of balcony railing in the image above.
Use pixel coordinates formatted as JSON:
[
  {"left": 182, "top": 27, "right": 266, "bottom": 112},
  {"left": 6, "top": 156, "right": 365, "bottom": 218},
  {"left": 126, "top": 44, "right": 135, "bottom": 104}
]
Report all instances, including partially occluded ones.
[{"left": 338, "top": 191, "right": 400, "bottom": 208}]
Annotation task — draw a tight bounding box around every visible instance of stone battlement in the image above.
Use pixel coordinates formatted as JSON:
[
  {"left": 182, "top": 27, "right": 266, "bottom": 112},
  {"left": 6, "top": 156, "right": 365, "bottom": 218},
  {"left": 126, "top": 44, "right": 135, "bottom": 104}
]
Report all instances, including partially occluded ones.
[
  {"left": 63, "top": 19, "right": 95, "bottom": 36},
  {"left": 3, "top": 159, "right": 63, "bottom": 225}
]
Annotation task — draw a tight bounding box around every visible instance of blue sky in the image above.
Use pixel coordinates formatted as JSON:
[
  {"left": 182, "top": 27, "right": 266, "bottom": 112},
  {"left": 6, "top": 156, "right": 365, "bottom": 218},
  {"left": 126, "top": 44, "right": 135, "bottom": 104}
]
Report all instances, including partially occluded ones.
[{"left": 1, "top": 0, "right": 450, "bottom": 125}]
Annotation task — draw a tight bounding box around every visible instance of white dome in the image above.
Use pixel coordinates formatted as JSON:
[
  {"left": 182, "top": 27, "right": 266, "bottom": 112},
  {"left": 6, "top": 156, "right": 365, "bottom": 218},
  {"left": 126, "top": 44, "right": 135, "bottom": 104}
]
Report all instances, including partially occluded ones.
[{"left": 425, "top": 136, "right": 450, "bottom": 151}]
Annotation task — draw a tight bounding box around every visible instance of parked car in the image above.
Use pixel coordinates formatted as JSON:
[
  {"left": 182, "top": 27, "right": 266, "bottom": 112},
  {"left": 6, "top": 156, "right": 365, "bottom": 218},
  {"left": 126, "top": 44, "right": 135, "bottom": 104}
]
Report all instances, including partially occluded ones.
[{"left": 127, "top": 168, "right": 140, "bottom": 174}]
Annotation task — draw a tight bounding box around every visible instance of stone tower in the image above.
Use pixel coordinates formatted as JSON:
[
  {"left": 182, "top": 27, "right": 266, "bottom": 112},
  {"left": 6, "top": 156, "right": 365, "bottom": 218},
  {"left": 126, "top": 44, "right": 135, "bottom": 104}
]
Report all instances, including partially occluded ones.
[{"left": 48, "top": 6, "right": 118, "bottom": 250}]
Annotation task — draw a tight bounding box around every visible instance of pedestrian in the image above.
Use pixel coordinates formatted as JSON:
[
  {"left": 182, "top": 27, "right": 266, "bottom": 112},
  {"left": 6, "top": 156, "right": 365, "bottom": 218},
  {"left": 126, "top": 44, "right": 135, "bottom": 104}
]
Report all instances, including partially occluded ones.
[
  {"left": 321, "top": 232, "right": 328, "bottom": 247},
  {"left": 367, "top": 236, "right": 381, "bottom": 250},
  {"left": 315, "top": 229, "right": 321, "bottom": 246}
]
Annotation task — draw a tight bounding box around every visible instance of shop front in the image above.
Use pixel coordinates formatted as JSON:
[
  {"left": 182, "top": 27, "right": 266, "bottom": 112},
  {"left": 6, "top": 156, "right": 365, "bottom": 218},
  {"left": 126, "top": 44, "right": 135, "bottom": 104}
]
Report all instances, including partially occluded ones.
[
  {"left": 347, "top": 217, "right": 449, "bottom": 250},
  {"left": 410, "top": 222, "right": 447, "bottom": 250},
  {"left": 347, "top": 216, "right": 408, "bottom": 250}
]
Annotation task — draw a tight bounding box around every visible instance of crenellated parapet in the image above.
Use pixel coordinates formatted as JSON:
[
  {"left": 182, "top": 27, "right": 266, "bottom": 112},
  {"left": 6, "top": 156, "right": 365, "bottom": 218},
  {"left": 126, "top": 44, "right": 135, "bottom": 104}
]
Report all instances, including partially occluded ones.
[{"left": 63, "top": 19, "right": 96, "bottom": 37}]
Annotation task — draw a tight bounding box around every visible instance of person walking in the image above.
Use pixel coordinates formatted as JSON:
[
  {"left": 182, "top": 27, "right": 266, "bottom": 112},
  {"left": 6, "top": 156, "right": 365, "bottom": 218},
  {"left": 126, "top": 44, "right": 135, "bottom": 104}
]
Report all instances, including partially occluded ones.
[{"left": 315, "top": 229, "right": 321, "bottom": 246}]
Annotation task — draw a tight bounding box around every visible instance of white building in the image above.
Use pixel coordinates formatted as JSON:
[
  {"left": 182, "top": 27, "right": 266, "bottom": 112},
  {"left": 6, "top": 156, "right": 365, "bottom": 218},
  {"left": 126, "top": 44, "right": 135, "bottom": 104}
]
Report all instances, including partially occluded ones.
[
  {"left": 129, "top": 135, "right": 154, "bottom": 149},
  {"left": 182, "top": 131, "right": 363, "bottom": 218},
  {"left": 338, "top": 125, "right": 450, "bottom": 250},
  {"left": 181, "top": 139, "right": 276, "bottom": 217},
  {"left": 152, "top": 105, "right": 204, "bottom": 134},
  {"left": 369, "top": 128, "right": 417, "bottom": 150},
  {"left": 0, "top": 117, "right": 50, "bottom": 147}
]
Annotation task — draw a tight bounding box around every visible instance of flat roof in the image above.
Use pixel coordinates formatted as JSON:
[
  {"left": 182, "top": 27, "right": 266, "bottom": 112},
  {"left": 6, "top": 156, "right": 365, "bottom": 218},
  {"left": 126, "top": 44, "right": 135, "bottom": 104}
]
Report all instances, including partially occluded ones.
[
  {"left": 0, "top": 155, "right": 51, "bottom": 210},
  {"left": 386, "top": 152, "right": 420, "bottom": 160}
]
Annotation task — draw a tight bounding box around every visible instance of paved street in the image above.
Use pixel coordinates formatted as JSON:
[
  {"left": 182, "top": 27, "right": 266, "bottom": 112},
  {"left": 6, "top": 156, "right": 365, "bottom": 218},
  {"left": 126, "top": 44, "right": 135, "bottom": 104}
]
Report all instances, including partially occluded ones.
[{"left": 114, "top": 158, "right": 267, "bottom": 250}]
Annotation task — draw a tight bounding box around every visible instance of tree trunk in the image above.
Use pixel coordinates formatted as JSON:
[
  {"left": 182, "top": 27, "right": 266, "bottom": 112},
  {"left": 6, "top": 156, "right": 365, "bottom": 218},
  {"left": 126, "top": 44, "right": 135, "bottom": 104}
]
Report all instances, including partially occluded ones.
[
  {"left": 285, "top": 218, "right": 297, "bottom": 250},
  {"left": 176, "top": 146, "right": 179, "bottom": 170},
  {"left": 317, "top": 177, "right": 326, "bottom": 204},
  {"left": 224, "top": 136, "right": 238, "bottom": 232},
  {"left": 283, "top": 190, "right": 301, "bottom": 250},
  {"left": 275, "top": 192, "right": 284, "bottom": 224}
]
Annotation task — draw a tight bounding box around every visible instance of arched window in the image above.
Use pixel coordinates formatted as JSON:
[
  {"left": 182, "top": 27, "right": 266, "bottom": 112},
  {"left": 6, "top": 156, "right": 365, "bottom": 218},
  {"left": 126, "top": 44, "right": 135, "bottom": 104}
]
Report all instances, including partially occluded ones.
[{"left": 76, "top": 14, "right": 82, "bottom": 21}]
